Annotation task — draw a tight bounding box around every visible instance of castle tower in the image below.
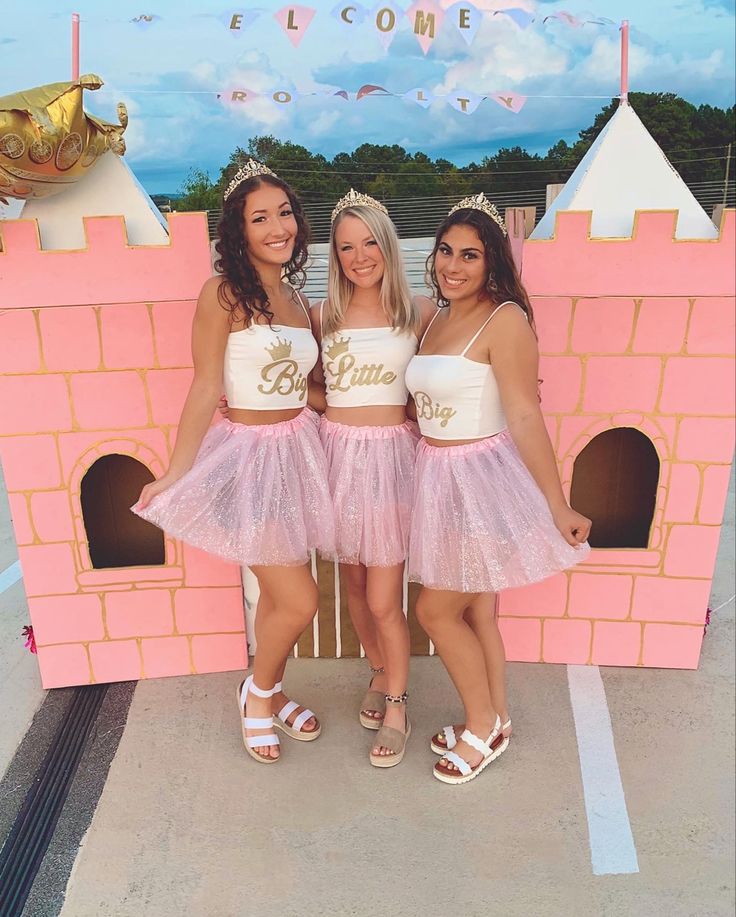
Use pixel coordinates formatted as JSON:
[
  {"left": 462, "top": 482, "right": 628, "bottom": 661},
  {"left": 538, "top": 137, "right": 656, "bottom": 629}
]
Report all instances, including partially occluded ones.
[{"left": 0, "top": 168, "right": 246, "bottom": 689}]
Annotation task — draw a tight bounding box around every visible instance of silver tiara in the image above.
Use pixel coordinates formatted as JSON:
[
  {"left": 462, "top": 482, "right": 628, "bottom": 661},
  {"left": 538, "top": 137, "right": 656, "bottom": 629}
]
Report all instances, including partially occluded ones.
[
  {"left": 223, "top": 159, "right": 277, "bottom": 201},
  {"left": 331, "top": 188, "right": 389, "bottom": 223},
  {"left": 448, "top": 192, "right": 507, "bottom": 237}
]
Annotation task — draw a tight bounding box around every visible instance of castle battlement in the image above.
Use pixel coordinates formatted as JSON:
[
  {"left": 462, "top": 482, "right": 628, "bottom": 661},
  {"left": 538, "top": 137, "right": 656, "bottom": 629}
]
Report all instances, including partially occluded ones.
[
  {"left": 523, "top": 209, "right": 735, "bottom": 298},
  {"left": 0, "top": 212, "right": 213, "bottom": 308}
]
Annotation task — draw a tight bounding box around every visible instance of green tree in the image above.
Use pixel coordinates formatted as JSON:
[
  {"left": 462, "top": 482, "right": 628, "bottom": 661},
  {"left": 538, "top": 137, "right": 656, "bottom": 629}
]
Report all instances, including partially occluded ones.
[{"left": 175, "top": 167, "right": 220, "bottom": 212}]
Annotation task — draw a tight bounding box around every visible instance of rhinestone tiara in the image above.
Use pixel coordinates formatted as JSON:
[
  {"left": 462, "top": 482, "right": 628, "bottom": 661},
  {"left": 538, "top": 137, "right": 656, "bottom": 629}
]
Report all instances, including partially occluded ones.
[
  {"left": 223, "top": 159, "right": 277, "bottom": 201},
  {"left": 331, "top": 188, "right": 389, "bottom": 223},
  {"left": 448, "top": 192, "right": 507, "bottom": 237}
]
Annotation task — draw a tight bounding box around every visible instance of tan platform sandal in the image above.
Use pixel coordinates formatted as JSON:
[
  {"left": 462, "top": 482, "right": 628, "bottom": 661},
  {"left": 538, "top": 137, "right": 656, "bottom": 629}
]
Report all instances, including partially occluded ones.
[
  {"left": 359, "top": 665, "right": 386, "bottom": 731},
  {"left": 430, "top": 717, "right": 511, "bottom": 757},
  {"left": 433, "top": 717, "right": 505, "bottom": 785},
  {"left": 272, "top": 680, "right": 321, "bottom": 741},
  {"left": 369, "top": 692, "right": 411, "bottom": 768},
  {"left": 236, "top": 675, "right": 280, "bottom": 764}
]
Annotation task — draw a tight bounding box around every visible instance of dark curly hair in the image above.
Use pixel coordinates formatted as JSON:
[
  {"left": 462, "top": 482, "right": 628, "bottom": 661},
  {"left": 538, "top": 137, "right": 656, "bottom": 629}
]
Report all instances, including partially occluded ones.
[
  {"left": 213, "top": 174, "right": 311, "bottom": 327},
  {"left": 426, "top": 207, "right": 535, "bottom": 328}
]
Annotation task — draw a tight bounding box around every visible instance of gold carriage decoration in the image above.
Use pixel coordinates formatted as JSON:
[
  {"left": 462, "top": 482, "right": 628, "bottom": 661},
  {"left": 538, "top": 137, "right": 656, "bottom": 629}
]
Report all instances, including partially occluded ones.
[{"left": 0, "top": 74, "right": 127, "bottom": 203}]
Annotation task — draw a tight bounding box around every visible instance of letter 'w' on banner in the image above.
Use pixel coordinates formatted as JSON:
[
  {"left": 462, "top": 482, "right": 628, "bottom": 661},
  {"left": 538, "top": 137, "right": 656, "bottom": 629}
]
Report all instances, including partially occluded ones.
[
  {"left": 449, "top": 91, "right": 482, "bottom": 115},
  {"left": 274, "top": 5, "right": 316, "bottom": 47},
  {"left": 490, "top": 91, "right": 527, "bottom": 113},
  {"left": 494, "top": 8, "right": 535, "bottom": 30},
  {"left": 403, "top": 87, "right": 434, "bottom": 108},
  {"left": 445, "top": 2, "right": 482, "bottom": 46},
  {"left": 407, "top": 0, "right": 444, "bottom": 54},
  {"left": 373, "top": 1, "right": 401, "bottom": 51},
  {"left": 544, "top": 10, "right": 583, "bottom": 27}
]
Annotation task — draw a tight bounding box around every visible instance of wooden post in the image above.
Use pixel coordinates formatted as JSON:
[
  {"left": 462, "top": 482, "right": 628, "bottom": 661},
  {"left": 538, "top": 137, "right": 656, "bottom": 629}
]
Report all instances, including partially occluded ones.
[
  {"left": 619, "top": 20, "right": 629, "bottom": 106},
  {"left": 72, "top": 13, "right": 80, "bottom": 81},
  {"left": 723, "top": 142, "right": 732, "bottom": 207}
]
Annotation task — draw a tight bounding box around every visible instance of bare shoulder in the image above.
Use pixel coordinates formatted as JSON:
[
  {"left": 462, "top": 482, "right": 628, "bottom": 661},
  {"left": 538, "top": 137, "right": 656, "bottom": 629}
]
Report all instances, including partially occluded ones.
[
  {"left": 195, "top": 275, "right": 230, "bottom": 329},
  {"left": 488, "top": 302, "right": 537, "bottom": 355},
  {"left": 413, "top": 294, "right": 438, "bottom": 335}
]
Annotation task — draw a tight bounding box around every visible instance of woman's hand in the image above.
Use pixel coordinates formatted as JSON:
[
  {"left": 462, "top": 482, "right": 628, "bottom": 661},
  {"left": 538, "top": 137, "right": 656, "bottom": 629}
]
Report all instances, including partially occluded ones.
[
  {"left": 217, "top": 394, "right": 230, "bottom": 418},
  {"left": 551, "top": 504, "right": 592, "bottom": 547},
  {"left": 136, "top": 473, "right": 181, "bottom": 510}
]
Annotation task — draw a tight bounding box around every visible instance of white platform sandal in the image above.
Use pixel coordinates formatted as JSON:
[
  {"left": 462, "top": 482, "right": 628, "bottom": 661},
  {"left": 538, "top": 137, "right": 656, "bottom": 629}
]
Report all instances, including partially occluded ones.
[
  {"left": 236, "top": 675, "right": 280, "bottom": 764},
  {"left": 272, "top": 681, "right": 321, "bottom": 741},
  {"left": 430, "top": 718, "right": 511, "bottom": 757},
  {"left": 433, "top": 717, "right": 505, "bottom": 785}
]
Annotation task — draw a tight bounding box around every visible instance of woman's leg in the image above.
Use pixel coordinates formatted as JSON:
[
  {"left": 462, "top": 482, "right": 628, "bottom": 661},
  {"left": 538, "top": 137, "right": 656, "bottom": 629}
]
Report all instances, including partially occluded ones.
[
  {"left": 464, "top": 593, "right": 510, "bottom": 731},
  {"left": 416, "top": 586, "right": 498, "bottom": 771},
  {"left": 242, "top": 563, "right": 319, "bottom": 760},
  {"left": 340, "top": 563, "right": 388, "bottom": 721},
  {"left": 364, "top": 564, "right": 410, "bottom": 755},
  {"left": 255, "top": 584, "right": 318, "bottom": 736}
]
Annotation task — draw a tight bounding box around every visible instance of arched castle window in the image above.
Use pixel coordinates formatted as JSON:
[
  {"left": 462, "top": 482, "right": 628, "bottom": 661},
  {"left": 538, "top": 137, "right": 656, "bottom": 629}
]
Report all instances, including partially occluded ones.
[
  {"left": 81, "top": 455, "right": 165, "bottom": 568},
  {"left": 570, "top": 428, "right": 659, "bottom": 549}
]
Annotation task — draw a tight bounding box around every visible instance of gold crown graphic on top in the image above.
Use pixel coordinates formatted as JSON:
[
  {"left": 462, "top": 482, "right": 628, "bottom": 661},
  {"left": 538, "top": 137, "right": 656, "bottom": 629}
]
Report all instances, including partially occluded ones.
[
  {"left": 265, "top": 337, "right": 292, "bottom": 360},
  {"left": 331, "top": 188, "right": 389, "bottom": 223},
  {"left": 223, "top": 159, "right": 277, "bottom": 201},
  {"left": 448, "top": 192, "right": 507, "bottom": 237},
  {"left": 324, "top": 335, "right": 351, "bottom": 360}
]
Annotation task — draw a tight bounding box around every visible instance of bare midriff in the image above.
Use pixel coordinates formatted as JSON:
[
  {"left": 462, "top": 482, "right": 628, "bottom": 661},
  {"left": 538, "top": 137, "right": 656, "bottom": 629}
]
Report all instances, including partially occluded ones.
[
  {"left": 228, "top": 407, "right": 305, "bottom": 426},
  {"left": 325, "top": 404, "right": 408, "bottom": 427},
  {"left": 423, "top": 433, "right": 497, "bottom": 448}
]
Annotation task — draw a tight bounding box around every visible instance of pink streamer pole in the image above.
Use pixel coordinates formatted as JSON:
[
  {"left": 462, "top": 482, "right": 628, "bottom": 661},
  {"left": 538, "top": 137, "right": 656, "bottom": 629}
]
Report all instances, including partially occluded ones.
[
  {"left": 72, "top": 12, "right": 80, "bottom": 81},
  {"left": 619, "top": 20, "right": 629, "bottom": 105}
]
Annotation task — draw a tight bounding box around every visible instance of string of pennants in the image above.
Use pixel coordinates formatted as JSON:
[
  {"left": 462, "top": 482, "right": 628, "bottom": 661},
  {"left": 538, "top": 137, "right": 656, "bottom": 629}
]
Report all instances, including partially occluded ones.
[
  {"left": 124, "top": 5, "right": 618, "bottom": 53},
  {"left": 218, "top": 84, "right": 534, "bottom": 114}
]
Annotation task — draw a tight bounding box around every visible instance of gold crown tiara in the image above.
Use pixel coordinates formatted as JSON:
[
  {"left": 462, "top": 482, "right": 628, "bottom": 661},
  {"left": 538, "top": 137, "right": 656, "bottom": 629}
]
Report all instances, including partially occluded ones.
[
  {"left": 223, "top": 159, "right": 277, "bottom": 201},
  {"left": 331, "top": 188, "right": 389, "bottom": 223},
  {"left": 448, "top": 192, "right": 507, "bottom": 237}
]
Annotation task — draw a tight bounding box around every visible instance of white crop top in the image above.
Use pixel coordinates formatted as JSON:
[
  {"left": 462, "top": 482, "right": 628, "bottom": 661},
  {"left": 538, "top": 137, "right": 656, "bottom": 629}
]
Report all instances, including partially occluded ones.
[
  {"left": 320, "top": 301, "right": 417, "bottom": 408},
  {"left": 405, "top": 301, "right": 520, "bottom": 440},
  {"left": 223, "top": 296, "right": 318, "bottom": 410}
]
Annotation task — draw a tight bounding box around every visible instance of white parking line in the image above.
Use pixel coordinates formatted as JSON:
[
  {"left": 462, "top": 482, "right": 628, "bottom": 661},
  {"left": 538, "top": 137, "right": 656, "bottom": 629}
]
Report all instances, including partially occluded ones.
[
  {"left": 567, "top": 664, "right": 640, "bottom": 876},
  {"left": 0, "top": 560, "right": 22, "bottom": 594}
]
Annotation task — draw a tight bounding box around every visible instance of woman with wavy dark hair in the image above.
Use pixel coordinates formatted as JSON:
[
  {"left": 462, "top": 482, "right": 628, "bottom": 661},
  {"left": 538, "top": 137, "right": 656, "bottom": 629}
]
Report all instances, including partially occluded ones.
[
  {"left": 133, "top": 161, "right": 335, "bottom": 765},
  {"left": 405, "top": 194, "right": 591, "bottom": 785}
]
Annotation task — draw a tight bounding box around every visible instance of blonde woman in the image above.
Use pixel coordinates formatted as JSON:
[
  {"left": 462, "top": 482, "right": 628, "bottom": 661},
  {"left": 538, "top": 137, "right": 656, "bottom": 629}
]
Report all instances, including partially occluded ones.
[{"left": 313, "top": 190, "right": 434, "bottom": 767}]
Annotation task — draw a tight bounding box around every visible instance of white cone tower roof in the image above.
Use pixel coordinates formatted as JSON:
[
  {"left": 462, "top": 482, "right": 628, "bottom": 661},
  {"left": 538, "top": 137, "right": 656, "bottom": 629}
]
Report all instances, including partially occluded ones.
[
  {"left": 14, "top": 151, "right": 168, "bottom": 249},
  {"left": 531, "top": 103, "right": 718, "bottom": 240}
]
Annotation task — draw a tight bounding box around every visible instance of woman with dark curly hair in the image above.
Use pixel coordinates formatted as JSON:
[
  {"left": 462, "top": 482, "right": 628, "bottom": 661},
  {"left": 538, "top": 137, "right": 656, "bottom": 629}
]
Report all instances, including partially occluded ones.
[
  {"left": 133, "top": 161, "right": 335, "bottom": 765},
  {"left": 405, "top": 194, "right": 591, "bottom": 785}
]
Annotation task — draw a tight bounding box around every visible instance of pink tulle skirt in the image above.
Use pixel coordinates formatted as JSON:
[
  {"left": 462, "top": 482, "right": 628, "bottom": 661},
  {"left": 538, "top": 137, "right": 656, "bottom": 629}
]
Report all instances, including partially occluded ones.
[
  {"left": 408, "top": 430, "right": 590, "bottom": 593},
  {"left": 319, "top": 417, "right": 419, "bottom": 567},
  {"left": 132, "top": 409, "right": 335, "bottom": 567}
]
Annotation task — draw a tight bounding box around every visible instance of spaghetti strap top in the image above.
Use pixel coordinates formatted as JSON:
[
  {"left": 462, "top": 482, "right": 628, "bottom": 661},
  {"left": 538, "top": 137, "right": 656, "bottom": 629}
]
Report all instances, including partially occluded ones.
[
  {"left": 319, "top": 300, "right": 418, "bottom": 408},
  {"left": 223, "top": 293, "right": 318, "bottom": 410},
  {"left": 405, "top": 301, "right": 520, "bottom": 440}
]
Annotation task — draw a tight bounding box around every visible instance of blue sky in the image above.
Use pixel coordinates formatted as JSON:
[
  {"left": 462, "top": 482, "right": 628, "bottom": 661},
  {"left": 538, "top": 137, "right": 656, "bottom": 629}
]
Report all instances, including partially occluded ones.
[{"left": 1, "top": 1, "right": 734, "bottom": 193}]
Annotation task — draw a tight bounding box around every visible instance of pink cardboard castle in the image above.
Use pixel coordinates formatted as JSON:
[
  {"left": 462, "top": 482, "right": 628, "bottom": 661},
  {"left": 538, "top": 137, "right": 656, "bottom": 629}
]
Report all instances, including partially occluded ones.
[
  {"left": 0, "top": 206, "right": 247, "bottom": 688},
  {"left": 0, "top": 104, "right": 733, "bottom": 687}
]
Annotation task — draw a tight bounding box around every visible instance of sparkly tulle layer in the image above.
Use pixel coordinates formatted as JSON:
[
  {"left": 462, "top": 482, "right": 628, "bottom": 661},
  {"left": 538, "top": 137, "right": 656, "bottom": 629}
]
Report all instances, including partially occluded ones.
[
  {"left": 132, "top": 409, "right": 335, "bottom": 567},
  {"left": 408, "top": 430, "right": 589, "bottom": 593},
  {"left": 319, "top": 417, "right": 419, "bottom": 567}
]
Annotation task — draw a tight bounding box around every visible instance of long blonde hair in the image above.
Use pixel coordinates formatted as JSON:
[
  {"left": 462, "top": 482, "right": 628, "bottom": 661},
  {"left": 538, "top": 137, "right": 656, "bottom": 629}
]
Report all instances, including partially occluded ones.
[{"left": 324, "top": 205, "right": 416, "bottom": 336}]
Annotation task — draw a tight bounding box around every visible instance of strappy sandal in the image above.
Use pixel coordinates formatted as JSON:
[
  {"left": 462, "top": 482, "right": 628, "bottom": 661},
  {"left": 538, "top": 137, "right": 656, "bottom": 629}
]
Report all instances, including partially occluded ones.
[
  {"left": 359, "top": 665, "right": 386, "bottom": 731},
  {"left": 430, "top": 717, "right": 512, "bottom": 756},
  {"left": 272, "top": 680, "right": 321, "bottom": 741},
  {"left": 369, "top": 692, "right": 411, "bottom": 768},
  {"left": 433, "top": 717, "right": 505, "bottom": 785},
  {"left": 236, "top": 675, "right": 280, "bottom": 764}
]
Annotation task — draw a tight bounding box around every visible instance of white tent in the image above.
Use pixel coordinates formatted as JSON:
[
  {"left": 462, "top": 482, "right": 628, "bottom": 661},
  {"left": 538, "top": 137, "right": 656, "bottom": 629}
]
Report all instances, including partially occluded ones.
[
  {"left": 6, "top": 151, "right": 168, "bottom": 249},
  {"left": 531, "top": 102, "right": 718, "bottom": 240}
]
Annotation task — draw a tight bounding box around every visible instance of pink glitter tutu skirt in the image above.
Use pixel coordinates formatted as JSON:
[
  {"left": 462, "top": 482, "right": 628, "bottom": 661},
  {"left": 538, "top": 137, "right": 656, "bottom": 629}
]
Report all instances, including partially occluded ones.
[
  {"left": 408, "top": 430, "right": 589, "bottom": 593},
  {"left": 319, "top": 417, "right": 419, "bottom": 567},
  {"left": 132, "top": 409, "right": 335, "bottom": 567}
]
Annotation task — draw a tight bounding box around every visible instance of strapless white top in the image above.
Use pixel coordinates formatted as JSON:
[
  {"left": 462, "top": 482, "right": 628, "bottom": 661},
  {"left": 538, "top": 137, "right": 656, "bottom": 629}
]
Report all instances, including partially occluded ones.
[
  {"left": 223, "top": 297, "right": 318, "bottom": 410},
  {"left": 405, "top": 302, "right": 520, "bottom": 440},
  {"left": 319, "top": 301, "right": 417, "bottom": 408}
]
